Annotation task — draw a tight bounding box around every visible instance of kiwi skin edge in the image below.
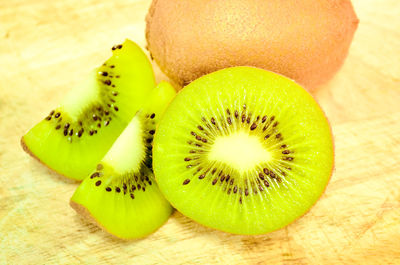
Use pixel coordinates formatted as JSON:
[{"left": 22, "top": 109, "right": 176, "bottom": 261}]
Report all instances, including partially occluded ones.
[{"left": 20, "top": 137, "right": 79, "bottom": 182}]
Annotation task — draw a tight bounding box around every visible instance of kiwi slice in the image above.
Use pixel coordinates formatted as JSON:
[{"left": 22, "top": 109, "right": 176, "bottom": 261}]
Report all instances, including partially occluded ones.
[
  {"left": 21, "top": 39, "right": 155, "bottom": 180},
  {"left": 70, "top": 81, "right": 176, "bottom": 239},
  {"left": 153, "top": 67, "right": 334, "bottom": 235}
]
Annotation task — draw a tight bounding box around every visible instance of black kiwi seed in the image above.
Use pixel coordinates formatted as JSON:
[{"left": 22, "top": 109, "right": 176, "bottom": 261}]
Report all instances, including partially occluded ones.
[
  {"left": 245, "top": 188, "right": 249, "bottom": 196},
  {"left": 116, "top": 187, "right": 121, "bottom": 193},
  {"left": 149, "top": 130, "right": 155, "bottom": 135},
  {"left": 114, "top": 106, "right": 119, "bottom": 111},
  {"left": 106, "top": 187, "right": 112, "bottom": 192},
  {"left": 130, "top": 194, "right": 135, "bottom": 199},
  {"left": 264, "top": 180, "right": 270, "bottom": 187},
  {"left": 183, "top": 179, "right": 190, "bottom": 185},
  {"left": 234, "top": 110, "right": 239, "bottom": 118},
  {"left": 199, "top": 174, "right": 205, "bottom": 179},
  {"left": 55, "top": 125, "right": 61, "bottom": 130},
  {"left": 55, "top": 112, "right": 60, "bottom": 118},
  {"left": 227, "top": 117, "right": 232, "bottom": 125},
  {"left": 104, "top": 80, "right": 111, "bottom": 86},
  {"left": 90, "top": 172, "right": 100, "bottom": 179},
  {"left": 95, "top": 180, "right": 101, "bottom": 186},
  {"left": 270, "top": 171, "right": 276, "bottom": 178},
  {"left": 263, "top": 168, "right": 269, "bottom": 175},
  {"left": 89, "top": 130, "right": 94, "bottom": 136},
  {"left": 233, "top": 186, "right": 238, "bottom": 193},
  {"left": 225, "top": 175, "right": 230, "bottom": 182},
  {"left": 250, "top": 123, "right": 257, "bottom": 130},
  {"left": 241, "top": 114, "right": 246, "bottom": 123},
  {"left": 258, "top": 173, "right": 265, "bottom": 180},
  {"left": 282, "top": 150, "right": 290, "bottom": 154},
  {"left": 63, "top": 129, "right": 68, "bottom": 136},
  {"left": 64, "top": 123, "right": 70, "bottom": 129},
  {"left": 211, "top": 117, "right": 216, "bottom": 125},
  {"left": 45, "top": 116, "right": 51, "bottom": 121},
  {"left": 212, "top": 178, "right": 218, "bottom": 185},
  {"left": 101, "top": 71, "right": 108, "bottom": 76},
  {"left": 262, "top": 115, "right": 267, "bottom": 123},
  {"left": 150, "top": 113, "right": 155, "bottom": 119}
]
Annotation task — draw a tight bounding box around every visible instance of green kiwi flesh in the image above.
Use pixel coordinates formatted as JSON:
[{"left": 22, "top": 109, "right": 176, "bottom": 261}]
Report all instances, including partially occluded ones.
[
  {"left": 153, "top": 67, "right": 334, "bottom": 235},
  {"left": 70, "top": 81, "right": 176, "bottom": 239},
  {"left": 21, "top": 39, "right": 155, "bottom": 180}
]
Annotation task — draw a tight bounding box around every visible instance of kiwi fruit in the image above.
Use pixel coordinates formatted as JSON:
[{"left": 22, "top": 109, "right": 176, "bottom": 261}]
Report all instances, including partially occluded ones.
[
  {"left": 21, "top": 39, "right": 156, "bottom": 180},
  {"left": 153, "top": 67, "right": 334, "bottom": 235},
  {"left": 146, "top": 0, "right": 359, "bottom": 90},
  {"left": 70, "top": 81, "right": 176, "bottom": 239}
]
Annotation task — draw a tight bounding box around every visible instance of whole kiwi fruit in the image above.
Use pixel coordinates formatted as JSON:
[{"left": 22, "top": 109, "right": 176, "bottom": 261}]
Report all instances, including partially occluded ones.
[{"left": 146, "top": 0, "right": 359, "bottom": 90}]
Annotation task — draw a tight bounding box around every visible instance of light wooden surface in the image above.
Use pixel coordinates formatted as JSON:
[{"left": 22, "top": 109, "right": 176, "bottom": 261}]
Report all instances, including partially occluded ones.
[{"left": 1, "top": 0, "right": 399, "bottom": 264}]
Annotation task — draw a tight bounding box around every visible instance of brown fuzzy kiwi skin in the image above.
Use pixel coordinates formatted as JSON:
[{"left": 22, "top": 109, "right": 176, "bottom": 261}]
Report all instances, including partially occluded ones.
[
  {"left": 146, "top": 0, "right": 359, "bottom": 91},
  {"left": 21, "top": 137, "right": 79, "bottom": 182}
]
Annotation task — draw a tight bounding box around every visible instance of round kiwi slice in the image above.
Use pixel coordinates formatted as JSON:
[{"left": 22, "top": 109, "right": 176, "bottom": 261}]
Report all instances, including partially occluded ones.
[
  {"left": 21, "top": 39, "right": 155, "bottom": 180},
  {"left": 70, "top": 81, "right": 176, "bottom": 239},
  {"left": 153, "top": 67, "right": 334, "bottom": 235}
]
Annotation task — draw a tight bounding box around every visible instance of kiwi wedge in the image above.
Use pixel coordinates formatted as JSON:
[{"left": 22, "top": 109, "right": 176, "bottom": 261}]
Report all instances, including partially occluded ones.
[
  {"left": 70, "top": 81, "right": 176, "bottom": 239},
  {"left": 153, "top": 67, "right": 334, "bottom": 235},
  {"left": 21, "top": 39, "right": 155, "bottom": 180}
]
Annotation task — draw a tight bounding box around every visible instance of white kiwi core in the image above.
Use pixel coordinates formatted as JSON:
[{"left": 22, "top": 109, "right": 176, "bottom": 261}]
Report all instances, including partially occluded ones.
[
  {"left": 208, "top": 131, "right": 272, "bottom": 174},
  {"left": 61, "top": 70, "right": 101, "bottom": 120},
  {"left": 102, "top": 115, "right": 145, "bottom": 174}
]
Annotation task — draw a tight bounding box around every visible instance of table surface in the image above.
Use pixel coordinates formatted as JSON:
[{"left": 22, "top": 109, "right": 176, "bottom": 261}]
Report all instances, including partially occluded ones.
[{"left": 1, "top": 0, "right": 399, "bottom": 264}]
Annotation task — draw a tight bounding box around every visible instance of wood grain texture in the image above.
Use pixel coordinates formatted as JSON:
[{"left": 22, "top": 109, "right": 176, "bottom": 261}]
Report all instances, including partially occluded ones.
[{"left": 1, "top": 0, "right": 399, "bottom": 264}]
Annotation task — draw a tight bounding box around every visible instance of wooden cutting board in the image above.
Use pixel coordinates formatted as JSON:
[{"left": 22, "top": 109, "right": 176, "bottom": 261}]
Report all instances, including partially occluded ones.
[{"left": 1, "top": 0, "right": 399, "bottom": 264}]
